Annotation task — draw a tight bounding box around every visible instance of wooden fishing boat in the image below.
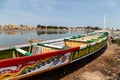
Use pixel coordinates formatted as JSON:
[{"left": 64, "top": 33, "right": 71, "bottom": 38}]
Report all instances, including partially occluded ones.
[{"left": 0, "top": 31, "right": 109, "bottom": 80}]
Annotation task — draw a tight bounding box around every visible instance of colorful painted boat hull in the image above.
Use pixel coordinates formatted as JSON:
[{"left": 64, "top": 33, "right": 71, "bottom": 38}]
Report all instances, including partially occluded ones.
[{"left": 0, "top": 32, "right": 108, "bottom": 80}]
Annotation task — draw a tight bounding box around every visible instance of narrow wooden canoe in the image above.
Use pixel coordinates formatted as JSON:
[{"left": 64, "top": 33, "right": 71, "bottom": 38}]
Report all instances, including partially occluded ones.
[{"left": 0, "top": 31, "right": 109, "bottom": 80}]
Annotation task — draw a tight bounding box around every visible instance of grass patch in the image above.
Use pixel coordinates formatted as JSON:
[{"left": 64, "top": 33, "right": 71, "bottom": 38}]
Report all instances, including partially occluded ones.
[{"left": 113, "top": 38, "right": 120, "bottom": 46}]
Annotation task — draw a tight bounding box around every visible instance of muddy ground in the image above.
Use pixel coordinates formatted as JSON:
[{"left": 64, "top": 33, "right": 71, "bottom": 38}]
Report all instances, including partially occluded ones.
[{"left": 22, "top": 43, "right": 120, "bottom": 80}]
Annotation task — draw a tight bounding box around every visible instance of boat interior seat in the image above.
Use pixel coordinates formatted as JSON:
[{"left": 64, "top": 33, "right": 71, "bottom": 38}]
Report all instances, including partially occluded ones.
[
  {"left": 31, "top": 45, "right": 56, "bottom": 55},
  {"left": 43, "top": 47, "right": 55, "bottom": 53},
  {"left": 64, "top": 35, "right": 100, "bottom": 47},
  {"left": 64, "top": 39, "right": 88, "bottom": 48},
  {"left": 77, "top": 36, "right": 99, "bottom": 41},
  {"left": 31, "top": 43, "right": 64, "bottom": 55}
]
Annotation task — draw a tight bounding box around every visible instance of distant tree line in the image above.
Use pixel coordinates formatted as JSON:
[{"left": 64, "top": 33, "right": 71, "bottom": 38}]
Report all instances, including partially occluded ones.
[
  {"left": 85, "top": 26, "right": 101, "bottom": 30},
  {"left": 37, "top": 24, "right": 68, "bottom": 30},
  {"left": 37, "top": 24, "right": 102, "bottom": 30},
  {"left": 0, "top": 24, "right": 102, "bottom": 30}
]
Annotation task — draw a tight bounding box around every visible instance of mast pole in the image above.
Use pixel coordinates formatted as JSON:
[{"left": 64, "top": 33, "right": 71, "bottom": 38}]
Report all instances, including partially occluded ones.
[{"left": 104, "top": 14, "right": 106, "bottom": 30}]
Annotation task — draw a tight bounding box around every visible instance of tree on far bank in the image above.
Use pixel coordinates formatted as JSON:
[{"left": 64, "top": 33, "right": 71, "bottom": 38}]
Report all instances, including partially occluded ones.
[{"left": 85, "top": 26, "right": 101, "bottom": 30}]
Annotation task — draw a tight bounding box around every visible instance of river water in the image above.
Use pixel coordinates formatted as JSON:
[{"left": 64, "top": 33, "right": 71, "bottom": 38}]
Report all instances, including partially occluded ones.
[{"left": 0, "top": 30, "right": 86, "bottom": 47}]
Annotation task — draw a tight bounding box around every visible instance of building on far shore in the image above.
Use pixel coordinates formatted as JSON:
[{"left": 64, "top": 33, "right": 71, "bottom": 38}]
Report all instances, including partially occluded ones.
[
  {"left": 4, "top": 24, "right": 17, "bottom": 30},
  {"left": 1, "top": 24, "right": 35, "bottom": 30},
  {"left": 18, "top": 25, "right": 35, "bottom": 30}
]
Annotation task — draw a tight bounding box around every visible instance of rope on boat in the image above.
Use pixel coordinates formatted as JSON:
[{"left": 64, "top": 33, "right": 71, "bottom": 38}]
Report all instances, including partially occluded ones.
[{"left": 12, "top": 46, "right": 31, "bottom": 56}]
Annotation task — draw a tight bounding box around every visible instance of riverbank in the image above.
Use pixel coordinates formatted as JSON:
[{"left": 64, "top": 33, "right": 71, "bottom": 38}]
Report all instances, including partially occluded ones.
[{"left": 21, "top": 43, "right": 120, "bottom": 80}]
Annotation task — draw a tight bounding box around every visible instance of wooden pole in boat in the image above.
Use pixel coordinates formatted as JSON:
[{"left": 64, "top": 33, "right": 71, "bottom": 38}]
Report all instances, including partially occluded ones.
[
  {"left": 29, "top": 44, "right": 36, "bottom": 53},
  {"left": 29, "top": 44, "right": 32, "bottom": 53},
  {"left": 12, "top": 51, "right": 16, "bottom": 58},
  {"left": 12, "top": 46, "right": 31, "bottom": 56}
]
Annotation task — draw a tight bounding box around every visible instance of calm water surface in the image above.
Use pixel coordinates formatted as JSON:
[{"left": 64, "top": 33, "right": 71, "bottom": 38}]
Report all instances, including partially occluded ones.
[{"left": 0, "top": 30, "right": 86, "bottom": 47}]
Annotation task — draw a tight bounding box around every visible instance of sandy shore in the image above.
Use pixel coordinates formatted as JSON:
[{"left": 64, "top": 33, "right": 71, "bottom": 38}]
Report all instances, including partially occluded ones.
[
  {"left": 61, "top": 44, "right": 120, "bottom": 80},
  {"left": 21, "top": 43, "right": 120, "bottom": 80}
]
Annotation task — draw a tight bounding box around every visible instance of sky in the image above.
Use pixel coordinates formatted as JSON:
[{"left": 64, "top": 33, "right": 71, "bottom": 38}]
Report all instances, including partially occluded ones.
[{"left": 0, "top": 0, "right": 120, "bottom": 29}]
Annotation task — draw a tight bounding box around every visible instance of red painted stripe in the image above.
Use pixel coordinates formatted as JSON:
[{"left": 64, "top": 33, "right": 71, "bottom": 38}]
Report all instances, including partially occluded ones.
[{"left": 0, "top": 47, "right": 80, "bottom": 68}]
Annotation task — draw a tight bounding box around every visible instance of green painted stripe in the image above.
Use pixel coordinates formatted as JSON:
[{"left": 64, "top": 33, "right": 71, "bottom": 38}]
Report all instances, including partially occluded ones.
[
  {"left": 31, "top": 44, "right": 36, "bottom": 47},
  {"left": 87, "top": 40, "right": 95, "bottom": 43},
  {"left": 38, "top": 42, "right": 44, "bottom": 46},
  {"left": 25, "top": 52, "right": 31, "bottom": 56},
  {"left": 12, "top": 46, "right": 17, "bottom": 50},
  {"left": 64, "top": 38, "right": 69, "bottom": 41}
]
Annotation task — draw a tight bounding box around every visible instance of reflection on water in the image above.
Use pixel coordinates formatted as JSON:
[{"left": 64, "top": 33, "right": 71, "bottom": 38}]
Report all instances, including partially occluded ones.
[
  {"left": 0, "top": 30, "right": 85, "bottom": 47},
  {"left": 4, "top": 30, "right": 17, "bottom": 35},
  {"left": 37, "top": 30, "right": 67, "bottom": 35},
  {"left": 84, "top": 29, "right": 94, "bottom": 34},
  {"left": 0, "top": 30, "right": 2, "bottom": 34}
]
